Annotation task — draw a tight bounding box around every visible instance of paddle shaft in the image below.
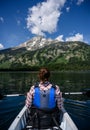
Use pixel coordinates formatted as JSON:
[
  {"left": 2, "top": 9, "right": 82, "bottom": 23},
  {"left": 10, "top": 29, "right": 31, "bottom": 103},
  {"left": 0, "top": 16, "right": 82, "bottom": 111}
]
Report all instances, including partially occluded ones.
[
  {"left": 63, "top": 92, "right": 83, "bottom": 95},
  {"left": 63, "top": 89, "right": 90, "bottom": 97}
]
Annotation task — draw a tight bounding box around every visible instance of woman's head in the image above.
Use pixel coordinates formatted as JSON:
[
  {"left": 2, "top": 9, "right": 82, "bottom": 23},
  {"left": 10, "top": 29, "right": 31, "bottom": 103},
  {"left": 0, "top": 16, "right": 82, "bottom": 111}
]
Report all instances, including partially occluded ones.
[{"left": 38, "top": 68, "right": 50, "bottom": 82}]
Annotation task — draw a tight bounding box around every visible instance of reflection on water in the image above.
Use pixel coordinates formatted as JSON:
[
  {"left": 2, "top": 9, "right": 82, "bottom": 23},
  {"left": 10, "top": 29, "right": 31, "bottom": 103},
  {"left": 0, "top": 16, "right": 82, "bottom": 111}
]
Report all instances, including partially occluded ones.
[
  {"left": 0, "top": 71, "right": 90, "bottom": 100},
  {"left": 64, "top": 99, "right": 90, "bottom": 130},
  {"left": 0, "top": 96, "right": 25, "bottom": 130},
  {"left": 0, "top": 71, "right": 38, "bottom": 95}
]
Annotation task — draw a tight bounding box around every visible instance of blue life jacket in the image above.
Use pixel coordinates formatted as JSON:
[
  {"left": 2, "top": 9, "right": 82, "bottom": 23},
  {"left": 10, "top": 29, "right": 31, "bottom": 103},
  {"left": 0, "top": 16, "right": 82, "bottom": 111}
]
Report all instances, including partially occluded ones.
[{"left": 33, "top": 85, "right": 56, "bottom": 109}]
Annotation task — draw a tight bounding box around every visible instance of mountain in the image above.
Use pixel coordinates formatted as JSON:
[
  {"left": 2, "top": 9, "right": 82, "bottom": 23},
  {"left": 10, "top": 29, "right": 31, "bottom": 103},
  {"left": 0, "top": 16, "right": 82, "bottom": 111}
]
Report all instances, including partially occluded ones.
[
  {"left": 0, "top": 36, "right": 90, "bottom": 71},
  {"left": 13, "top": 36, "right": 57, "bottom": 50}
]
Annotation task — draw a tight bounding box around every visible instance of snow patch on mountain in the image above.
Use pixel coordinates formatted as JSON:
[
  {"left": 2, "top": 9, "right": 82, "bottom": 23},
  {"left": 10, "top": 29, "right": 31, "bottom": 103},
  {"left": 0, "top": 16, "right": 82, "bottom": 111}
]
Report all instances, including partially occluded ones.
[
  {"left": 26, "top": 36, "right": 55, "bottom": 50},
  {"left": 13, "top": 36, "right": 58, "bottom": 51}
]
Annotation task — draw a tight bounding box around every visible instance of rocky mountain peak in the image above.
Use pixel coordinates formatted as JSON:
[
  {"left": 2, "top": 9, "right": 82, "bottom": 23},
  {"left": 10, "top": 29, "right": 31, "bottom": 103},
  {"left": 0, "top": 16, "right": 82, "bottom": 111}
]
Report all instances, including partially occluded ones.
[
  {"left": 25, "top": 36, "right": 54, "bottom": 50},
  {"left": 17, "top": 36, "right": 58, "bottom": 51}
]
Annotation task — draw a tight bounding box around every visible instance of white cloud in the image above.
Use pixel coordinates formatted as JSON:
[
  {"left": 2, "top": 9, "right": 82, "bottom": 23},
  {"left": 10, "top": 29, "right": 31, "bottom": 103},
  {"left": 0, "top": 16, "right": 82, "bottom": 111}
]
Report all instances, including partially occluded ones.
[
  {"left": 56, "top": 35, "right": 64, "bottom": 41},
  {"left": 0, "top": 17, "right": 4, "bottom": 23},
  {"left": 66, "top": 33, "right": 84, "bottom": 42},
  {"left": 77, "top": 0, "right": 84, "bottom": 5},
  {"left": 26, "top": 0, "right": 66, "bottom": 36},
  {"left": 0, "top": 43, "right": 4, "bottom": 49},
  {"left": 66, "top": 7, "right": 70, "bottom": 12}
]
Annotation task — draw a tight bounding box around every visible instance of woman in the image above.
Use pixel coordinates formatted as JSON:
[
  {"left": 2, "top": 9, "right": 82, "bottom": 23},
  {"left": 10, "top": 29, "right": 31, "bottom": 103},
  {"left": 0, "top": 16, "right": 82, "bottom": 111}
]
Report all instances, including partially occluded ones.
[{"left": 25, "top": 67, "right": 63, "bottom": 129}]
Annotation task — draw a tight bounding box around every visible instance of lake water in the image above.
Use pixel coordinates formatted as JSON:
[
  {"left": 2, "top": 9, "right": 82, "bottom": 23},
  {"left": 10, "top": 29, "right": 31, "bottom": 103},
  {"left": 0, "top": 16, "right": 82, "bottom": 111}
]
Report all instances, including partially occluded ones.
[{"left": 0, "top": 71, "right": 90, "bottom": 130}]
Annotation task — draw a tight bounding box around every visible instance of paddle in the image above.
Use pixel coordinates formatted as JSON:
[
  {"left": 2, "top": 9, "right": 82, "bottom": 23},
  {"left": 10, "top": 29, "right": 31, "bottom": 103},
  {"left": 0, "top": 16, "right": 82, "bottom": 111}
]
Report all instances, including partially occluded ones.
[
  {"left": 0, "top": 94, "right": 24, "bottom": 100},
  {"left": 62, "top": 88, "right": 90, "bottom": 97},
  {"left": 0, "top": 89, "right": 90, "bottom": 100}
]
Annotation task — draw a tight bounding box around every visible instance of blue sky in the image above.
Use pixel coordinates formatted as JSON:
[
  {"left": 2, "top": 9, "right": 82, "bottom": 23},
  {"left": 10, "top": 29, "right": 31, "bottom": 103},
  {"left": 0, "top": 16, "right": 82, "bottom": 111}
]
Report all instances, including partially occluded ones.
[{"left": 0, "top": 0, "right": 90, "bottom": 50}]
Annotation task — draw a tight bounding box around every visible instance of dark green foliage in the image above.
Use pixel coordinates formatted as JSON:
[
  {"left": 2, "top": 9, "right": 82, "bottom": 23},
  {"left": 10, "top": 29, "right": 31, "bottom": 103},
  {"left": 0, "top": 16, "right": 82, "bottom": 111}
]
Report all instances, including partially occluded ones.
[{"left": 0, "top": 41, "right": 90, "bottom": 71}]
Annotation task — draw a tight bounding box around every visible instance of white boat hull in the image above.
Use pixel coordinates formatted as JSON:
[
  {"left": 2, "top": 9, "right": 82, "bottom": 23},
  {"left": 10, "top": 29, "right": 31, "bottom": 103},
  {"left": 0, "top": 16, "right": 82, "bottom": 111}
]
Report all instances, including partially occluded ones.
[{"left": 8, "top": 106, "right": 78, "bottom": 130}]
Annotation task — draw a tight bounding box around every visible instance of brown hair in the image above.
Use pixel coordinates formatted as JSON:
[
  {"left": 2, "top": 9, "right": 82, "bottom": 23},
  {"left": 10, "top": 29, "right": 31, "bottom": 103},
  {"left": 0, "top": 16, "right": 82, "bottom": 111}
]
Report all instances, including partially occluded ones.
[{"left": 38, "top": 68, "right": 50, "bottom": 82}]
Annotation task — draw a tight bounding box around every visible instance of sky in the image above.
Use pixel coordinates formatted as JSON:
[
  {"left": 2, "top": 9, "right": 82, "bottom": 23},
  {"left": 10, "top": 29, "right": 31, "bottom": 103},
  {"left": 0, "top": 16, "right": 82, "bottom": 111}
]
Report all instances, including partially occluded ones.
[{"left": 0, "top": 0, "right": 90, "bottom": 50}]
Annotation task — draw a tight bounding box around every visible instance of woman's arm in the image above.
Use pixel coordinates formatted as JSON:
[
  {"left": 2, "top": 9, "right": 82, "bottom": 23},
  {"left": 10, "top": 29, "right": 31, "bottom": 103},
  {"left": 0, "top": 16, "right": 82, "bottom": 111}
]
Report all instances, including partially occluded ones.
[
  {"left": 55, "top": 85, "right": 63, "bottom": 109},
  {"left": 25, "top": 85, "right": 34, "bottom": 108}
]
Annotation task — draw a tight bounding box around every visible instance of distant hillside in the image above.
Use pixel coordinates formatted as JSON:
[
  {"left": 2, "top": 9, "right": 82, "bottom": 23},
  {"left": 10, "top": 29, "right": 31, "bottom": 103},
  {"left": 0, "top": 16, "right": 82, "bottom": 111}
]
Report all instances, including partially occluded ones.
[{"left": 0, "top": 36, "right": 90, "bottom": 71}]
